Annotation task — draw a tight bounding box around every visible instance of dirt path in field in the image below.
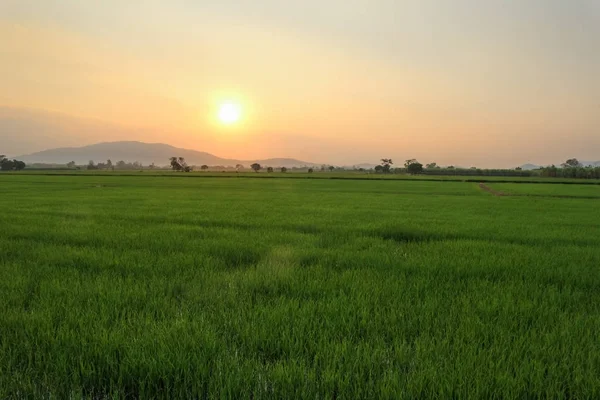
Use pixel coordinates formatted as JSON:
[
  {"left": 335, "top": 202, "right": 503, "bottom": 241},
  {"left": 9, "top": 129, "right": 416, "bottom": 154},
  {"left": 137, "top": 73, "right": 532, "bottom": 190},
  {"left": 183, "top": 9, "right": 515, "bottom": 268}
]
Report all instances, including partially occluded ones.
[{"left": 478, "top": 183, "right": 508, "bottom": 196}]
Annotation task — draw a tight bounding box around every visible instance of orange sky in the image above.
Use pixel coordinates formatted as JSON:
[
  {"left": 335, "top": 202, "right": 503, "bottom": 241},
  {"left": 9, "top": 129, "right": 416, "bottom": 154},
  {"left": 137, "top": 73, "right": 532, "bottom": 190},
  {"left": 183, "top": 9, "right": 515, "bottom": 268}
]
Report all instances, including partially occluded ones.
[{"left": 1, "top": 0, "right": 599, "bottom": 167}]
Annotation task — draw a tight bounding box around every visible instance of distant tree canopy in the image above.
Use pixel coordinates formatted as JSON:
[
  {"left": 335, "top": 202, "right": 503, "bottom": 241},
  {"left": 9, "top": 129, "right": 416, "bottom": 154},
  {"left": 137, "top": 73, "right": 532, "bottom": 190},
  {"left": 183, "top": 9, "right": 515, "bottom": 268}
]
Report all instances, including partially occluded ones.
[
  {"left": 112, "top": 160, "right": 143, "bottom": 170},
  {"left": 405, "top": 159, "right": 424, "bottom": 175},
  {"left": 387, "top": 163, "right": 600, "bottom": 179},
  {"left": 308, "top": 168, "right": 314, "bottom": 173},
  {"left": 562, "top": 158, "right": 582, "bottom": 168},
  {"left": 235, "top": 164, "right": 244, "bottom": 171},
  {"left": 250, "top": 163, "right": 261, "bottom": 172},
  {"left": 200, "top": 165, "right": 209, "bottom": 171},
  {"left": 426, "top": 162, "right": 438, "bottom": 169},
  {"left": 539, "top": 163, "right": 600, "bottom": 179},
  {"left": 267, "top": 167, "right": 274, "bottom": 173},
  {"left": 328, "top": 165, "right": 335, "bottom": 172},
  {"left": 0, "top": 155, "right": 26, "bottom": 171},
  {"left": 170, "top": 157, "right": 190, "bottom": 172},
  {"left": 280, "top": 167, "right": 287, "bottom": 173},
  {"left": 380, "top": 158, "right": 393, "bottom": 173},
  {"left": 87, "top": 160, "right": 121, "bottom": 170}
]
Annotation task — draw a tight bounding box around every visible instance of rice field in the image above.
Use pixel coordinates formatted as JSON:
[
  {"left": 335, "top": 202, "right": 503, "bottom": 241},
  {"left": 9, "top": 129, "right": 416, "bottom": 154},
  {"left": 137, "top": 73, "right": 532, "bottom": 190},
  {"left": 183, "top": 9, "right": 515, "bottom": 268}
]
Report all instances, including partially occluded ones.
[
  {"left": 487, "top": 182, "right": 600, "bottom": 198},
  {"left": 1, "top": 174, "right": 599, "bottom": 398}
]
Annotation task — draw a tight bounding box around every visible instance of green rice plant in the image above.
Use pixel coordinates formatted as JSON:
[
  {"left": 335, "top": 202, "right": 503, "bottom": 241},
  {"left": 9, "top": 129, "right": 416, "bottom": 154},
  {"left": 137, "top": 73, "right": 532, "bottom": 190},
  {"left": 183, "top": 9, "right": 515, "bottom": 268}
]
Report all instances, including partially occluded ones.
[{"left": 1, "top": 174, "right": 599, "bottom": 398}]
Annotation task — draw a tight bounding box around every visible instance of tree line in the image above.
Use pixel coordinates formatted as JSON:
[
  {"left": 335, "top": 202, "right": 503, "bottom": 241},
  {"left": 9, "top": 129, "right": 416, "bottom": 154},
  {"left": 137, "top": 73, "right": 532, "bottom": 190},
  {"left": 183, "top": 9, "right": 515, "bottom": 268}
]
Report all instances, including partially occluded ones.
[
  {"left": 169, "top": 158, "right": 311, "bottom": 173},
  {"left": 0, "top": 155, "right": 26, "bottom": 171},
  {"left": 538, "top": 159, "right": 600, "bottom": 179},
  {"left": 21, "top": 155, "right": 599, "bottom": 180},
  {"left": 371, "top": 158, "right": 600, "bottom": 179},
  {"left": 85, "top": 160, "right": 154, "bottom": 170},
  {"left": 168, "top": 156, "right": 599, "bottom": 179}
]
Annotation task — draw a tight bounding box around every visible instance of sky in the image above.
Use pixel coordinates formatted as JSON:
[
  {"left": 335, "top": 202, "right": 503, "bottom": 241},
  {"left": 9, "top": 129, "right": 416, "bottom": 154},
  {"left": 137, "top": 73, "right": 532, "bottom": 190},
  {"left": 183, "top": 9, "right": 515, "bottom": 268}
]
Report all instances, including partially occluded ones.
[{"left": 1, "top": 0, "right": 599, "bottom": 167}]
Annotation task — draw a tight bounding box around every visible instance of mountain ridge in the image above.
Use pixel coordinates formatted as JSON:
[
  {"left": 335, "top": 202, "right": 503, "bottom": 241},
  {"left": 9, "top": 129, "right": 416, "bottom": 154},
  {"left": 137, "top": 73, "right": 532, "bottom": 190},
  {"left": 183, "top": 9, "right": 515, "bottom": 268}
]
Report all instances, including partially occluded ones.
[{"left": 15, "top": 141, "right": 320, "bottom": 168}]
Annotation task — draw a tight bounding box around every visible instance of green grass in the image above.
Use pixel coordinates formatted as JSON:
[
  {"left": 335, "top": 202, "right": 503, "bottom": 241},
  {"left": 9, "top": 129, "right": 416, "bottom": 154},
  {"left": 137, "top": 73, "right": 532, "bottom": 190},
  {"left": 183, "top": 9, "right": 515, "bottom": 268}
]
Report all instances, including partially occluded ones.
[
  {"left": 1, "top": 174, "right": 600, "bottom": 398},
  {"left": 488, "top": 182, "right": 600, "bottom": 198},
  {"left": 10, "top": 168, "right": 600, "bottom": 184}
]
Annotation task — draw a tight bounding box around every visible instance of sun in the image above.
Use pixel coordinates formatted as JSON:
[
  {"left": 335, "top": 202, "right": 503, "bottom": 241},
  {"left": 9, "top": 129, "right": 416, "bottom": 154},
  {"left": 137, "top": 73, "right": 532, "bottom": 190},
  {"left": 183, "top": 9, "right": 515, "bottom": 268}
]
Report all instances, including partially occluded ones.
[{"left": 218, "top": 102, "right": 242, "bottom": 125}]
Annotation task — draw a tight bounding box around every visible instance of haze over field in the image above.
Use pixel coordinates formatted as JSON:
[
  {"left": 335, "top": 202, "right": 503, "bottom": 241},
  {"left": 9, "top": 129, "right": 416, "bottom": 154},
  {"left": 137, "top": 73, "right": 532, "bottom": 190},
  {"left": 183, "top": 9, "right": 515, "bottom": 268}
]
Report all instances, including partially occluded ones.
[{"left": 1, "top": 0, "right": 599, "bottom": 167}]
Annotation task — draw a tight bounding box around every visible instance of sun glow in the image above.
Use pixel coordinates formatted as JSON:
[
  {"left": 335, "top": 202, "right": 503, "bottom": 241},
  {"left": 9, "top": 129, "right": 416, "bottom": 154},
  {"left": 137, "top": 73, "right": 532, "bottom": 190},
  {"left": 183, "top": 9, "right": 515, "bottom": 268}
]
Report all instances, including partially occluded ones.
[{"left": 218, "top": 102, "right": 242, "bottom": 125}]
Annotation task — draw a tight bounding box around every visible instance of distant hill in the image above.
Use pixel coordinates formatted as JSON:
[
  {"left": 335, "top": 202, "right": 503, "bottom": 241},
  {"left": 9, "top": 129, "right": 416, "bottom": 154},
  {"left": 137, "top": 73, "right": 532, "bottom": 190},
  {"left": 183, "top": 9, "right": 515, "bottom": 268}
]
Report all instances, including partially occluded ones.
[
  {"left": 15, "top": 141, "right": 318, "bottom": 168},
  {"left": 582, "top": 160, "right": 600, "bottom": 167},
  {"left": 519, "top": 163, "right": 541, "bottom": 170}
]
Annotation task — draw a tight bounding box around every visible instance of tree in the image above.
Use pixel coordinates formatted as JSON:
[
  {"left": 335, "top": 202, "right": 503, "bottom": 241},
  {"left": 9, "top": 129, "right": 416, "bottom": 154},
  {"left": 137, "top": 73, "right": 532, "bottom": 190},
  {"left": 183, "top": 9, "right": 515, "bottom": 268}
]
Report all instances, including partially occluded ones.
[
  {"left": 149, "top": 162, "right": 155, "bottom": 169},
  {"left": 251, "top": 163, "right": 261, "bottom": 172},
  {"left": 170, "top": 157, "right": 184, "bottom": 171},
  {"left": 201, "top": 165, "right": 209, "bottom": 171},
  {"left": 320, "top": 164, "right": 326, "bottom": 172},
  {"left": 173, "top": 158, "right": 186, "bottom": 171},
  {"left": 562, "top": 158, "right": 582, "bottom": 168},
  {"left": 235, "top": 164, "right": 244, "bottom": 171},
  {"left": 184, "top": 166, "right": 193, "bottom": 172},
  {"left": 308, "top": 168, "right": 314, "bottom": 173},
  {"left": 405, "top": 159, "right": 423, "bottom": 175},
  {"left": 280, "top": 167, "right": 287, "bottom": 173},
  {"left": 267, "top": 167, "right": 274, "bottom": 173},
  {"left": 381, "top": 158, "right": 393, "bottom": 173},
  {"left": 117, "top": 160, "right": 127, "bottom": 169},
  {"left": 0, "top": 155, "right": 9, "bottom": 170},
  {"left": 374, "top": 165, "right": 384, "bottom": 173},
  {"left": 87, "top": 160, "right": 97, "bottom": 170},
  {"left": 0, "top": 156, "right": 22, "bottom": 171},
  {"left": 328, "top": 165, "right": 335, "bottom": 172},
  {"left": 426, "top": 162, "right": 437, "bottom": 169},
  {"left": 106, "top": 159, "right": 113, "bottom": 169},
  {"left": 67, "top": 161, "right": 76, "bottom": 168},
  {"left": 1, "top": 159, "right": 14, "bottom": 171}
]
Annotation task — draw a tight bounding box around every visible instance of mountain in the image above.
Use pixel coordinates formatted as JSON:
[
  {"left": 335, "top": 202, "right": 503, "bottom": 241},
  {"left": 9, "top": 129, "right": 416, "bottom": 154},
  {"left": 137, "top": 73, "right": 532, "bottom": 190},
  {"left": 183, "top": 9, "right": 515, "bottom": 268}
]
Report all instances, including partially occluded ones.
[
  {"left": 582, "top": 161, "right": 600, "bottom": 167},
  {"left": 15, "top": 141, "right": 318, "bottom": 168},
  {"left": 519, "top": 163, "right": 541, "bottom": 170}
]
